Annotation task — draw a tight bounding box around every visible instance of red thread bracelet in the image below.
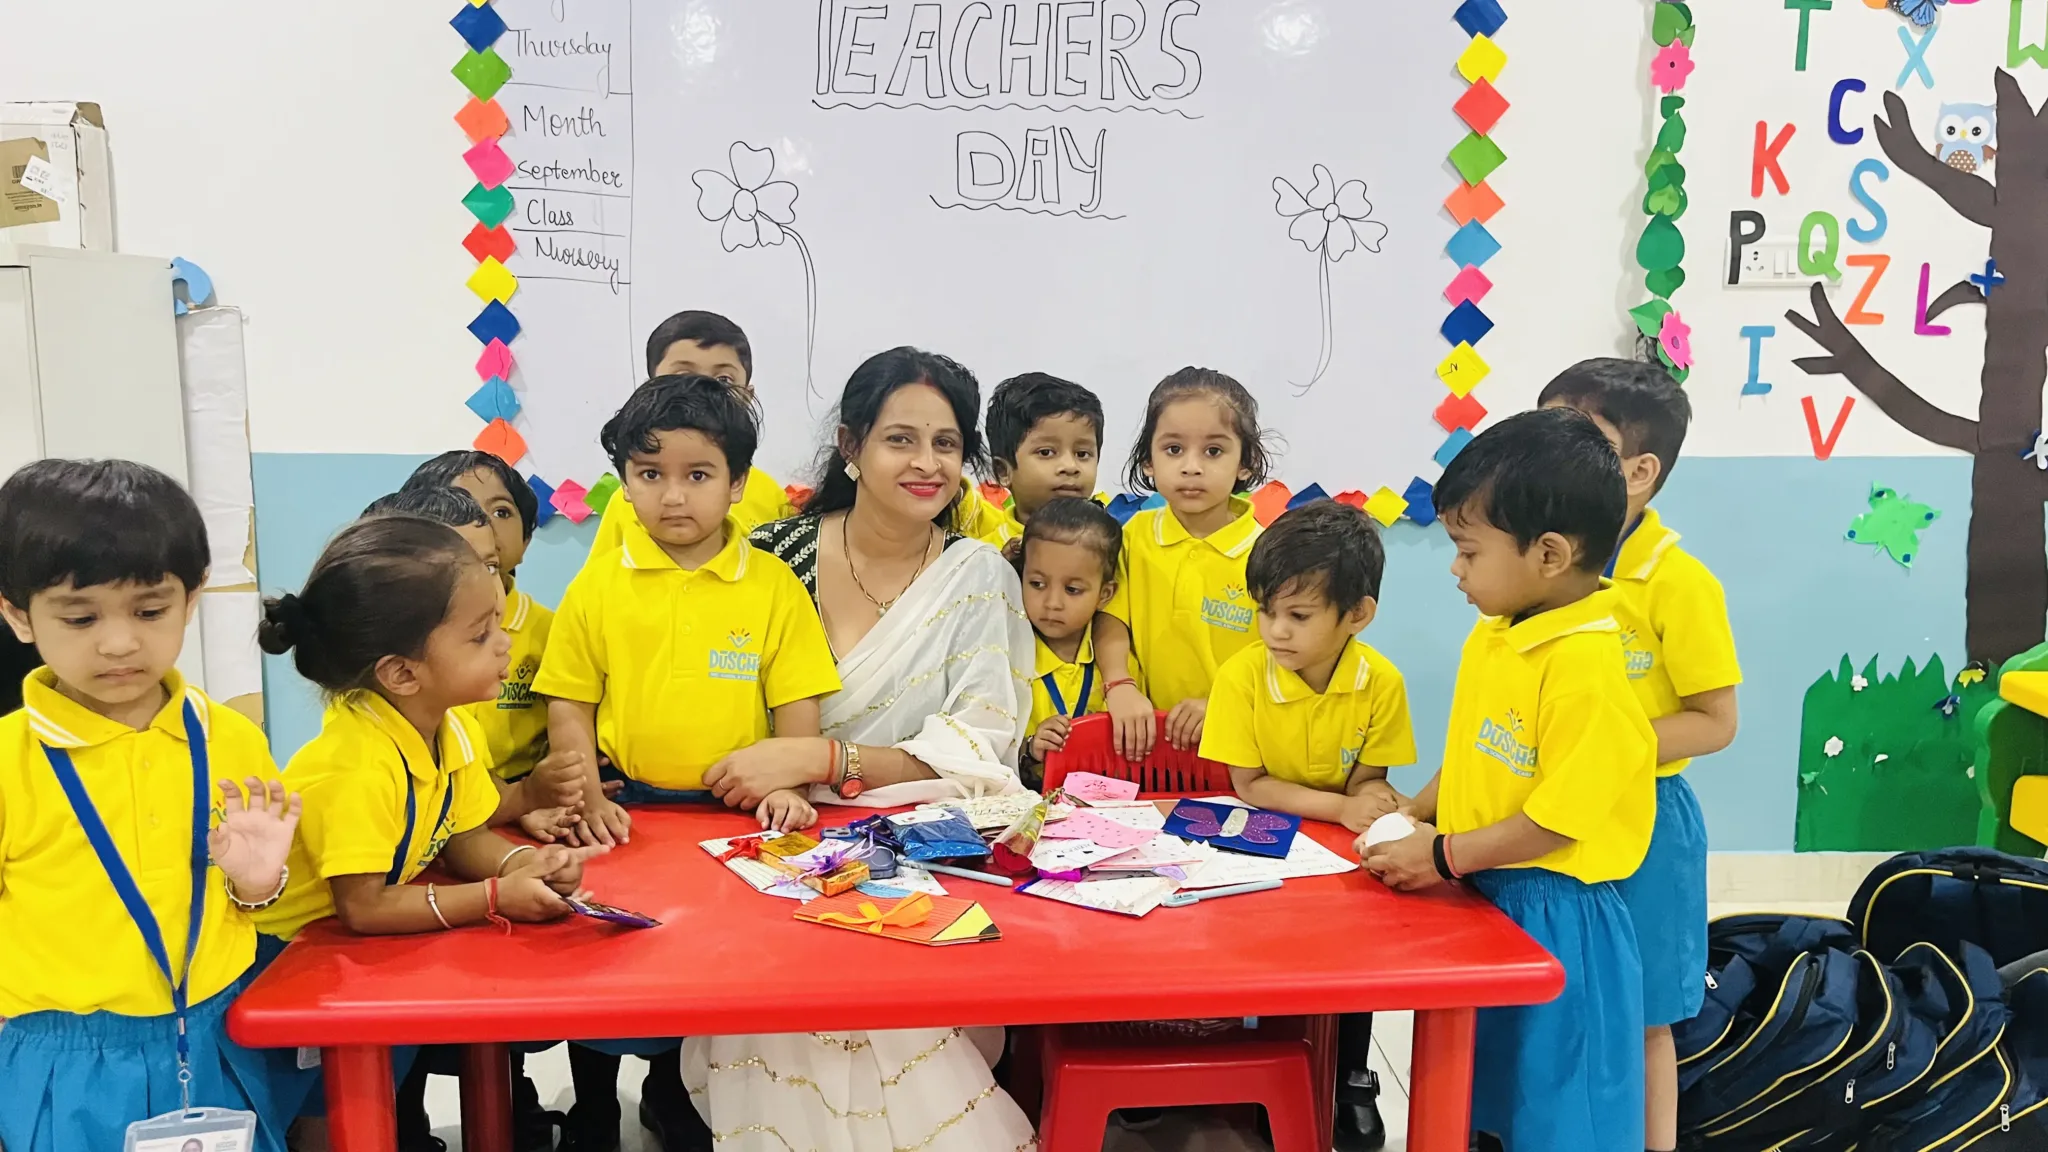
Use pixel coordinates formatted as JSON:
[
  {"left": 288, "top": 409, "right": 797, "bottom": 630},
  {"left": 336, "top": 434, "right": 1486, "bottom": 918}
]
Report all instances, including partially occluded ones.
[
  {"left": 1103, "top": 677, "right": 1137, "bottom": 694},
  {"left": 484, "top": 876, "right": 512, "bottom": 934}
]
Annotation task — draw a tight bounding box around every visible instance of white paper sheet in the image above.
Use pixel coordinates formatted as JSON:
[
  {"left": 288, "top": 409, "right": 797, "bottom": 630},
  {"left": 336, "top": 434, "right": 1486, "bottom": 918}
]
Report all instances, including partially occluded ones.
[{"left": 1022, "top": 874, "right": 1179, "bottom": 918}]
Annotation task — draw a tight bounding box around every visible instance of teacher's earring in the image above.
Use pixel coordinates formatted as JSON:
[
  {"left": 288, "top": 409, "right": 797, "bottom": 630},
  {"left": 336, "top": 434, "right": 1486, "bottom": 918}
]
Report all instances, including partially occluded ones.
[{"left": 844, "top": 461, "right": 861, "bottom": 482}]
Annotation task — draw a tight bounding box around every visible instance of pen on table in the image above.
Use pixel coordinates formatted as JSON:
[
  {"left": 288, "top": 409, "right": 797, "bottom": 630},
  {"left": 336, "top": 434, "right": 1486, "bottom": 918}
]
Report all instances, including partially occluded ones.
[
  {"left": 1162, "top": 879, "right": 1284, "bottom": 907},
  {"left": 921, "top": 861, "right": 1014, "bottom": 887}
]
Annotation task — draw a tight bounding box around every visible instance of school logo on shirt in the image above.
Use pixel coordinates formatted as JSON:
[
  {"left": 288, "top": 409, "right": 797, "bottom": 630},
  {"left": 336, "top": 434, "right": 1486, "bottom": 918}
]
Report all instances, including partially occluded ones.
[
  {"left": 1338, "top": 726, "right": 1367, "bottom": 769},
  {"left": 497, "top": 657, "right": 540, "bottom": 711},
  {"left": 708, "top": 629, "right": 761, "bottom": 682},
  {"left": 1200, "top": 583, "right": 1254, "bottom": 633},
  {"left": 1618, "top": 628, "right": 1655, "bottom": 681},
  {"left": 1475, "top": 708, "right": 1537, "bottom": 777}
]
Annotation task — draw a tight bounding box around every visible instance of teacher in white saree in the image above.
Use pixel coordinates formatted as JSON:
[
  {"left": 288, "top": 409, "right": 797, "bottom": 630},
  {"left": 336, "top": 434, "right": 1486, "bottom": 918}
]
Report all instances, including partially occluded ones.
[{"left": 692, "top": 346, "right": 1039, "bottom": 1152}]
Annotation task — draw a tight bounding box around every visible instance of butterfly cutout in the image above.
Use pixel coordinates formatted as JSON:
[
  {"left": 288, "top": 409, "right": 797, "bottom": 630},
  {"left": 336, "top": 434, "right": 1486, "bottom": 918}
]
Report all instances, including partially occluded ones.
[
  {"left": 1179, "top": 804, "right": 1293, "bottom": 845},
  {"left": 1890, "top": 0, "right": 1945, "bottom": 28}
]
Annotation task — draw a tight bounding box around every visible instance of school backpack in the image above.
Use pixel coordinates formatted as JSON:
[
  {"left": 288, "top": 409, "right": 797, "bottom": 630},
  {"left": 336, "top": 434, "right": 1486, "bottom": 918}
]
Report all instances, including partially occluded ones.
[
  {"left": 1848, "top": 847, "right": 2048, "bottom": 968},
  {"left": 1857, "top": 963, "right": 2048, "bottom": 1152}
]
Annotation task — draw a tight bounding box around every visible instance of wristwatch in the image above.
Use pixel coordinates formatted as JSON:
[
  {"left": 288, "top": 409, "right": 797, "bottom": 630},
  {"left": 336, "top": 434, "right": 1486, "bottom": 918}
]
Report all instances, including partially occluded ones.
[{"left": 836, "top": 741, "right": 865, "bottom": 800}]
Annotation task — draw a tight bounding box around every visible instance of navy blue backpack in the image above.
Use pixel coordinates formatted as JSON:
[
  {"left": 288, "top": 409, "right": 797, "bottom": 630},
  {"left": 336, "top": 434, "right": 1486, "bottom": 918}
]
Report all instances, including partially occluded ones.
[{"left": 1848, "top": 848, "right": 2048, "bottom": 968}]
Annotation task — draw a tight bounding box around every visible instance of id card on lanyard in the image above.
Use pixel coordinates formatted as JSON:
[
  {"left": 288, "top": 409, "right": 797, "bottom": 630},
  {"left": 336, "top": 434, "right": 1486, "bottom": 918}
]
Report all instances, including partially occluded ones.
[
  {"left": 1042, "top": 662, "right": 1095, "bottom": 720},
  {"left": 39, "top": 698, "right": 260, "bottom": 1151}
]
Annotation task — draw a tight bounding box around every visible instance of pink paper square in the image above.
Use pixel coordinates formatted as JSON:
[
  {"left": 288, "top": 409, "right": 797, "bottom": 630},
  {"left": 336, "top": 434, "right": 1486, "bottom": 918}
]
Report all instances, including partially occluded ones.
[
  {"left": 550, "top": 479, "right": 593, "bottom": 524},
  {"left": 464, "top": 139, "right": 515, "bottom": 189},
  {"left": 1444, "top": 266, "right": 1493, "bottom": 307},
  {"left": 1060, "top": 772, "right": 1141, "bottom": 803},
  {"left": 1043, "top": 810, "right": 1158, "bottom": 850},
  {"left": 475, "top": 339, "right": 514, "bottom": 381}
]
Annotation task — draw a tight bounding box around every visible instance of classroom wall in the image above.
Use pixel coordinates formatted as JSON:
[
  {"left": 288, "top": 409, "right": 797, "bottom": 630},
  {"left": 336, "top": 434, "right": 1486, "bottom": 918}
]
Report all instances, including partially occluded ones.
[{"left": 0, "top": 2, "right": 1975, "bottom": 851}]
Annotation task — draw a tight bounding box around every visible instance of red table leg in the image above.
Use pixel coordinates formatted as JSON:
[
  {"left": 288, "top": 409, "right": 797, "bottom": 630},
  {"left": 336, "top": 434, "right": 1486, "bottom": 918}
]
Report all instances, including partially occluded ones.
[
  {"left": 1407, "top": 1007, "right": 1477, "bottom": 1152},
  {"left": 460, "top": 1044, "right": 514, "bottom": 1152},
  {"left": 324, "top": 1045, "right": 397, "bottom": 1152}
]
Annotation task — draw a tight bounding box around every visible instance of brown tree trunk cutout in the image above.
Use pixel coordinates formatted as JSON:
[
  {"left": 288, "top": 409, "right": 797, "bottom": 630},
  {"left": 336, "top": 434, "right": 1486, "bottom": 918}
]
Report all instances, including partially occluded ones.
[{"left": 1787, "top": 71, "right": 2048, "bottom": 664}]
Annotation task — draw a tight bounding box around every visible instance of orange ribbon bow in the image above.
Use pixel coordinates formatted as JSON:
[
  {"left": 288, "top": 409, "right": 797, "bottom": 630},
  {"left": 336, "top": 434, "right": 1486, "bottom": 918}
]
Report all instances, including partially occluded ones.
[{"left": 814, "top": 893, "right": 933, "bottom": 934}]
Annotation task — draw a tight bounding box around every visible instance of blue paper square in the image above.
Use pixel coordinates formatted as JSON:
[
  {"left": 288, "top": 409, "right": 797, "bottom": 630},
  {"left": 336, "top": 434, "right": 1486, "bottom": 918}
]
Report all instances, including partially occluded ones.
[
  {"left": 1434, "top": 429, "right": 1475, "bottom": 469},
  {"left": 1104, "top": 493, "right": 1146, "bottom": 524},
  {"left": 1445, "top": 221, "right": 1501, "bottom": 269},
  {"left": 466, "top": 377, "right": 520, "bottom": 423},
  {"left": 527, "top": 474, "right": 557, "bottom": 525},
  {"left": 1402, "top": 477, "right": 1438, "bottom": 525},
  {"left": 468, "top": 301, "right": 521, "bottom": 346},
  {"left": 450, "top": 4, "right": 507, "bottom": 52},
  {"left": 1453, "top": 0, "right": 1508, "bottom": 39},
  {"left": 1439, "top": 301, "right": 1495, "bottom": 347},
  {"left": 1286, "top": 483, "right": 1330, "bottom": 509}
]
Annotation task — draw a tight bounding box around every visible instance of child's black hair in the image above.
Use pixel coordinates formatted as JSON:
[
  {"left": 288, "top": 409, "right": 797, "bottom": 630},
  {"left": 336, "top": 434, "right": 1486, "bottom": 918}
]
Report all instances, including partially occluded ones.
[
  {"left": 1432, "top": 407, "right": 1626, "bottom": 575},
  {"left": 0, "top": 459, "right": 209, "bottom": 608},
  {"left": 1246, "top": 500, "right": 1385, "bottom": 613},
  {"left": 403, "top": 450, "right": 538, "bottom": 540},
  {"left": 361, "top": 486, "right": 487, "bottom": 529},
  {"left": 1124, "top": 367, "right": 1277, "bottom": 495},
  {"left": 808, "top": 347, "right": 988, "bottom": 523},
  {"left": 986, "top": 372, "right": 1104, "bottom": 466},
  {"left": 1018, "top": 496, "right": 1121, "bottom": 584},
  {"left": 600, "top": 374, "right": 760, "bottom": 476},
  {"left": 1536, "top": 357, "right": 1692, "bottom": 495},
  {"left": 645, "top": 310, "right": 752, "bottom": 380},
  {"left": 257, "top": 516, "right": 482, "bottom": 694}
]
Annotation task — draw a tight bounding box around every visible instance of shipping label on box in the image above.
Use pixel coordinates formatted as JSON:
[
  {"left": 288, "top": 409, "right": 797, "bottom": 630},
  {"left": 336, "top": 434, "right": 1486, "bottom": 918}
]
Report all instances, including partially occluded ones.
[
  {"left": 0, "top": 138, "right": 62, "bottom": 229},
  {"left": 0, "top": 103, "right": 111, "bottom": 250}
]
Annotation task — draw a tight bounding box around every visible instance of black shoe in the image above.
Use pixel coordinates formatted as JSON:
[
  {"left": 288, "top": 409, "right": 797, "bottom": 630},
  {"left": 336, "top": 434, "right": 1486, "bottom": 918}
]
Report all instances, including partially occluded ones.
[
  {"left": 1334, "top": 1069, "right": 1386, "bottom": 1152},
  {"left": 554, "top": 1103, "right": 621, "bottom": 1152},
  {"left": 639, "top": 1098, "right": 713, "bottom": 1152}
]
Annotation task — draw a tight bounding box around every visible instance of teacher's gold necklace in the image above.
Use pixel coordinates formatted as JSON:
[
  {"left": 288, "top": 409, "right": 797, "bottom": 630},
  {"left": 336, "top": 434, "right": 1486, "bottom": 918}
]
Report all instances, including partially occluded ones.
[{"left": 842, "top": 511, "right": 938, "bottom": 617}]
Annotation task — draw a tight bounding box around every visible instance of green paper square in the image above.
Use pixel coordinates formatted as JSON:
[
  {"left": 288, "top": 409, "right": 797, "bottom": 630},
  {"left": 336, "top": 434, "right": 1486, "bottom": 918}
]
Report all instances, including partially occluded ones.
[
  {"left": 1448, "top": 132, "right": 1507, "bottom": 186},
  {"left": 463, "top": 183, "right": 515, "bottom": 228},
  {"left": 452, "top": 49, "right": 512, "bottom": 100},
  {"left": 1628, "top": 299, "right": 1673, "bottom": 339},
  {"left": 584, "top": 473, "right": 622, "bottom": 515}
]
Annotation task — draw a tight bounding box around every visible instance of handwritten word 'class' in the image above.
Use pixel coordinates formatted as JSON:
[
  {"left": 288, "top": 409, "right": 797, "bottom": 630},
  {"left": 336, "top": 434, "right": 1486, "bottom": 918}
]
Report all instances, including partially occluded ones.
[
  {"left": 952, "top": 127, "right": 1109, "bottom": 216},
  {"left": 817, "top": 1, "right": 1202, "bottom": 108}
]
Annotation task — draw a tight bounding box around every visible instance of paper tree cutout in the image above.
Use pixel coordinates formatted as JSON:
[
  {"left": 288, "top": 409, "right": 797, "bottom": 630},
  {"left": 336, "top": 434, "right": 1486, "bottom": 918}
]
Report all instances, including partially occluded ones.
[
  {"left": 694, "top": 143, "right": 818, "bottom": 402},
  {"left": 1845, "top": 485, "right": 1940, "bottom": 567},
  {"left": 1272, "top": 164, "right": 1388, "bottom": 394}
]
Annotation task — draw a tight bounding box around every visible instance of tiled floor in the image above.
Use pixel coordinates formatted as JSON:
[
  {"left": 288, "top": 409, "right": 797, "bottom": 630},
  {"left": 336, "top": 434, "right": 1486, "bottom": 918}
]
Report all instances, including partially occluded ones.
[{"left": 425, "top": 899, "right": 1850, "bottom": 1151}]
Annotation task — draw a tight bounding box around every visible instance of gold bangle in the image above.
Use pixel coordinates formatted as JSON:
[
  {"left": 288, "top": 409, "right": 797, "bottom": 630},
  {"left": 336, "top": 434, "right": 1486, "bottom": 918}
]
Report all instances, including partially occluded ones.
[{"left": 426, "top": 884, "right": 453, "bottom": 930}]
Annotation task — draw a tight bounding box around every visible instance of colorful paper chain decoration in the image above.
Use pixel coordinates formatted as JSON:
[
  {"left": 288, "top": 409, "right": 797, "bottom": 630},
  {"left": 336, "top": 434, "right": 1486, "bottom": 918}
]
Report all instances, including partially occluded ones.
[{"left": 1630, "top": 2, "right": 1696, "bottom": 382}]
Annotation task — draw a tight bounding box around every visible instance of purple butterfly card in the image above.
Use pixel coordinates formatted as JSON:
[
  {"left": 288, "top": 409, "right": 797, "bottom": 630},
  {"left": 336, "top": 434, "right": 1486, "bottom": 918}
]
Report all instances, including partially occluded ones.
[{"left": 1163, "top": 801, "right": 1301, "bottom": 860}]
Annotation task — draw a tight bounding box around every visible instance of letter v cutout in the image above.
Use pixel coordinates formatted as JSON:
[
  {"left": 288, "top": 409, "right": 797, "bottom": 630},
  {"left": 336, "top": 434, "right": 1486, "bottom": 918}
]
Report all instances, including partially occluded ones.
[{"left": 1803, "top": 395, "right": 1855, "bottom": 460}]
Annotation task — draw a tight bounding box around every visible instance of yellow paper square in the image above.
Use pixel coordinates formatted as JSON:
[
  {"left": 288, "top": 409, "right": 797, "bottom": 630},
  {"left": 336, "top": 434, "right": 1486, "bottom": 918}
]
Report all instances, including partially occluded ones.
[
  {"left": 466, "top": 257, "right": 518, "bottom": 304},
  {"left": 1436, "top": 342, "right": 1491, "bottom": 398},
  {"left": 1363, "top": 486, "right": 1408, "bottom": 528},
  {"left": 1457, "top": 35, "right": 1507, "bottom": 84}
]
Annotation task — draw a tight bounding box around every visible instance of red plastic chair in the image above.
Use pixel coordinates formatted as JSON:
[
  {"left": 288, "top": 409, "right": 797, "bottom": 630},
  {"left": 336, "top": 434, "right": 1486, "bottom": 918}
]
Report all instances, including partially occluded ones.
[{"left": 1029, "top": 712, "right": 1337, "bottom": 1151}]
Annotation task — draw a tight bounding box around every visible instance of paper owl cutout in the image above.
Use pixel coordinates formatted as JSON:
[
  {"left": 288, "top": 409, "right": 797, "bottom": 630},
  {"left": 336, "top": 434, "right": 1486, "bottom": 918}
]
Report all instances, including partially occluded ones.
[{"left": 1935, "top": 103, "right": 1997, "bottom": 173}]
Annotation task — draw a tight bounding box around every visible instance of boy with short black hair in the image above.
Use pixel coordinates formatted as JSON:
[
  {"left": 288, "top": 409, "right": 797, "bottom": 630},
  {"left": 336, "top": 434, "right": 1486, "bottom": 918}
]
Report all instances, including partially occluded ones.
[
  {"left": 1200, "top": 498, "right": 1413, "bottom": 1152},
  {"left": 537, "top": 374, "right": 841, "bottom": 1149},
  {"left": 0, "top": 459, "right": 302, "bottom": 1152},
  {"left": 977, "top": 371, "right": 1107, "bottom": 546},
  {"left": 1362, "top": 407, "right": 1656, "bottom": 1152},
  {"left": 1540, "top": 356, "right": 1740, "bottom": 1152}
]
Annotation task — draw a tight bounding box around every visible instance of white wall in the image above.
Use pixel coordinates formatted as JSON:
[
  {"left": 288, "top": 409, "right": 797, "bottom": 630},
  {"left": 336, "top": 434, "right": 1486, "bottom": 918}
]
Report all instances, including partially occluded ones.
[{"left": 0, "top": 1, "right": 1653, "bottom": 461}]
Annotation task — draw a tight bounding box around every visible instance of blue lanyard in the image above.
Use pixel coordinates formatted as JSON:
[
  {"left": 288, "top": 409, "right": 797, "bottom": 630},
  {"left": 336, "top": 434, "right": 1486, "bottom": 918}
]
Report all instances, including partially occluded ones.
[
  {"left": 40, "top": 699, "right": 209, "bottom": 1093},
  {"left": 1603, "top": 514, "right": 1644, "bottom": 580},
  {"left": 387, "top": 746, "right": 455, "bottom": 885},
  {"left": 1042, "top": 662, "right": 1095, "bottom": 719}
]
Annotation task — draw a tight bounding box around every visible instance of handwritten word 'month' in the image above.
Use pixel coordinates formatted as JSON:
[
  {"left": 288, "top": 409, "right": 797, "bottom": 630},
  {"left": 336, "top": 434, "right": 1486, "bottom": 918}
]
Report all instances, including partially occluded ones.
[{"left": 818, "top": 1, "right": 1202, "bottom": 108}]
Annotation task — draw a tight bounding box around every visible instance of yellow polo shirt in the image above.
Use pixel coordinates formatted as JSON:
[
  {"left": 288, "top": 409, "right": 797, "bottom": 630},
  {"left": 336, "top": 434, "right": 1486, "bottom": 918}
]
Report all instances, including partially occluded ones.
[
  {"left": 536, "top": 518, "right": 841, "bottom": 790},
  {"left": 583, "top": 467, "right": 796, "bottom": 572},
  {"left": 959, "top": 484, "right": 1021, "bottom": 548},
  {"left": 1103, "top": 498, "right": 1262, "bottom": 710},
  {"left": 1436, "top": 589, "right": 1657, "bottom": 884},
  {"left": 1608, "top": 508, "right": 1743, "bottom": 777},
  {"left": 468, "top": 587, "right": 554, "bottom": 782},
  {"left": 1200, "top": 639, "right": 1417, "bottom": 790},
  {"left": 258, "top": 693, "right": 501, "bottom": 940},
  {"left": 1028, "top": 631, "right": 1107, "bottom": 736},
  {"left": 0, "top": 670, "right": 276, "bottom": 1017}
]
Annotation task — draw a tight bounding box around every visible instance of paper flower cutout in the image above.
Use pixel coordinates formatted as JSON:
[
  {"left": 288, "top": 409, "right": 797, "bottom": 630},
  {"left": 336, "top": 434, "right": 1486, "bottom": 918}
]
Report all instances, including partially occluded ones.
[
  {"left": 1650, "top": 42, "right": 1695, "bottom": 94},
  {"left": 1824, "top": 736, "right": 1845, "bottom": 758},
  {"left": 1852, "top": 674, "right": 1868, "bottom": 692},
  {"left": 2027, "top": 430, "right": 2048, "bottom": 471},
  {"left": 1957, "top": 663, "right": 1987, "bottom": 686},
  {"left": 1658, "top": 311, "right": 1695, "bottom": 369},
  {"left": 1273, "top": 164, "right": 1388, "bottom": 393},
  {"left": 694, "top": 142, "right": 819, "bottom": 400}
]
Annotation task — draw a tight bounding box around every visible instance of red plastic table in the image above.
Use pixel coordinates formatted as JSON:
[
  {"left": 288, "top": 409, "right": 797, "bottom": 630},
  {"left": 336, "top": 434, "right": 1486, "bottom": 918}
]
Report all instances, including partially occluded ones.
[{"left": 229, "top": 806, "right": 1562, "bottom": 1152}]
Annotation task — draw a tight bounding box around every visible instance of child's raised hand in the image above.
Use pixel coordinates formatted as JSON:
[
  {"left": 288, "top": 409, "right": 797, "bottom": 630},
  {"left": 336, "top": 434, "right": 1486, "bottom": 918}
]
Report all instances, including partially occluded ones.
[
  {"left": 1107, "top": 683, "right": 1157, "bottom": 761},
  {"left": 1164, "top": 698, "right": 1207, "bottom": 751},
  {"left": 757, "top": 789, "right": 817, "bottom": 833},
  {"left": 209, "top": 777, "right": 302, "bottom": 903},
  {"left": 528, "top": 749, "right": 590, "bottom": 810},
  {"left": 1028, "top": 715, "right": 1072, "bottom": 762},
  {"left": 517, "top": 805, "right": 584, "bottom": 844},
  {"left": 1362, "top": 820, "right": 1442, "bottom": 892}
]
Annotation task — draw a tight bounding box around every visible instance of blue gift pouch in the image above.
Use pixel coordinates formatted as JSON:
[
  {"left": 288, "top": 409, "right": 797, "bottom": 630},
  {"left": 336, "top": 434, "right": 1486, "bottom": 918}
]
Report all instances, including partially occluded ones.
[{"left": 886, "top": 809, "right": 990, "bottom": 861}]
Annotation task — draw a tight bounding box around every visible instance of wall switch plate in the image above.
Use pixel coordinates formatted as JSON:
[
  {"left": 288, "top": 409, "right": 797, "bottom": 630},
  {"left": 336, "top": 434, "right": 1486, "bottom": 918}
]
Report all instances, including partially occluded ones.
[{"left": 1726, "top": 240, "right": 1833, "bottom": 289}]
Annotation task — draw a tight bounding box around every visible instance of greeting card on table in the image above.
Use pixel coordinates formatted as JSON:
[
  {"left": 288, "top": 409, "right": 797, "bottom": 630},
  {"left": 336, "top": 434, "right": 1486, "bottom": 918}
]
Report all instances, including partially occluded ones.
[
  {"left": 1058, "top": 771, "right": 1141, "bottom": 804},
  {"left": 1043, "top": 809, "right": 1159, "bottom": 850},
  {"left": 1164, "top": 800, "right": 1302, "bottom": 860},
  {"left": 1020, "top": 874, "right": 1179, "bottom": 917},
  {"left": 795, "top": 892, "right": 1001, "bottom": 946}
]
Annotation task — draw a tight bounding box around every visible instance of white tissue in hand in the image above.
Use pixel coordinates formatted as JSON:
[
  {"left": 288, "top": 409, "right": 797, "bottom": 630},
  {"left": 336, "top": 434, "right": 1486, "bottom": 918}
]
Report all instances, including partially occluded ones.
[{"left": 1363, "top": 812, "right": 1416, "bottom": 849}]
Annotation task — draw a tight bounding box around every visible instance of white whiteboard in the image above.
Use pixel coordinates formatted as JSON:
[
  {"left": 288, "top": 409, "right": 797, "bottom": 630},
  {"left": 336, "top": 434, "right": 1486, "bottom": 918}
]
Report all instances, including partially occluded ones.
[{"left": 491, "top": 1, "right": 1466, "bottom": 496}]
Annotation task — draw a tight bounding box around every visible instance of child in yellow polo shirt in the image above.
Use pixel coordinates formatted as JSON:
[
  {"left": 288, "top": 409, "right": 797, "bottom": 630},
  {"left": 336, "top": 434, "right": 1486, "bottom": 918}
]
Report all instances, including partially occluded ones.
[
  {"left": 1200, "top": 498, "right": 1414, "bottom": 1152},
  {"left": 537, "top": 374, "right": 840, "bottom": 1150},
  {"left": 980, "top": 372, "right": 1108, "bottom": 547},
  {"left": 0, "top": 459, "right": 302, "bottom": 1152},
  {"left": 1015, "top": 498, "right": 1122, "bottom": 784},
  {"left": 1362, "top": 408, "right": 1656, "bottom": 1152},
  {"left": 585, "top": 311, "right": 797, "bottom": 566},
  {"left": 1541, "top": 358, "right": 1740, "bottom": 1152},
  {"left": 1094, "top": 368, "right": 1276, "bottom": 754}
]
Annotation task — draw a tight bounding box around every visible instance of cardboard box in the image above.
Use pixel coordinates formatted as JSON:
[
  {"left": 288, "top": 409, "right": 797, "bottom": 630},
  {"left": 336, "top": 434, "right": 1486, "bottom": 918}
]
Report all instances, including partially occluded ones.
[{"left": 0, "top": 103, "right": 112, "bottom": 250}]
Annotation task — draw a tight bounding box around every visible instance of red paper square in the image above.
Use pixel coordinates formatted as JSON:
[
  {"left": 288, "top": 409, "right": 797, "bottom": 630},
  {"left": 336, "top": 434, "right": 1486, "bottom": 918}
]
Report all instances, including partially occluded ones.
[
  {"left": 463, "top": 224, "right": 516, "bottom": 264},
  {"left": 1444, "top": 181, "right": 1504, "bottom": 226},
  {"left": 1333, "top": 490, "right": 1368, "bottom": 510},
  {"left": 1454, "top": 79, "right": 1510, "bottom": 136},
  {"left": 1434, "top": 393, "right": 1488, "bottom": 434},
  {"left": 1249, "top": 481, "right": 1292, "bottom": 526},
  {"left": 454, "top": 98, "right": 508, "bottom": 143},
  {"left": 474, "top": 418, "right": 528, "bottom": 465}
]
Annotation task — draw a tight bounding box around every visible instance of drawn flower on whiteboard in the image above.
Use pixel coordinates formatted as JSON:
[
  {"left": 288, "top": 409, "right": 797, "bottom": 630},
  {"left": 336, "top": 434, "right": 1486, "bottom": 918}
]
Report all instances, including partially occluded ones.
[
  {"left": 1658, "top": 311, "right": 1695, "bottom": 370},
  {"left": 1650, "top": 42, "right": 1695, "bottom": 94},
  {"left": 693, "top": 142, "right": 820, "bottom": 401},
  {"left": 1272, "top": 164, "right": 1388, "bottom": 394}
]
